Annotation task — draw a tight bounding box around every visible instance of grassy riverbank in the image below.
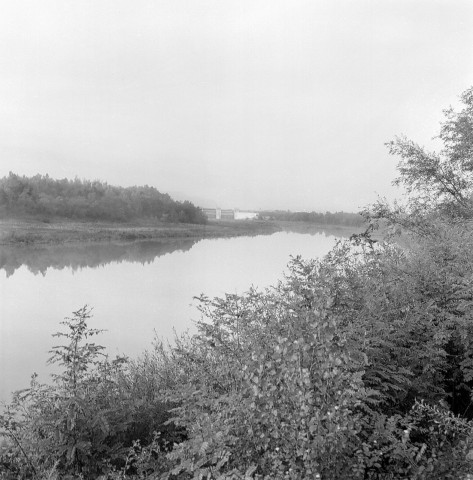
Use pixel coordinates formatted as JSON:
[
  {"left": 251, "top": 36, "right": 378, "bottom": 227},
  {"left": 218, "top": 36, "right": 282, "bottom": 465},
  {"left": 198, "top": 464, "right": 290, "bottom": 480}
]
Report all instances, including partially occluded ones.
[
  {"left": 0, "top": 218, "right": 370, "bottom": 246},
  {"left": 0, "top": 218, "right": 282, "bottom": 245}
]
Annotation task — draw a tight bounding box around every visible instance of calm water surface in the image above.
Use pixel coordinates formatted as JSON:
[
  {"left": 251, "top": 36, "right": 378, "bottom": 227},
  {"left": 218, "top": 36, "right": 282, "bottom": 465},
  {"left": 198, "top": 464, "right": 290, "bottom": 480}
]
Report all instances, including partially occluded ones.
[{"left": 0, "top": 229, "right": 346, "bottom": 401}]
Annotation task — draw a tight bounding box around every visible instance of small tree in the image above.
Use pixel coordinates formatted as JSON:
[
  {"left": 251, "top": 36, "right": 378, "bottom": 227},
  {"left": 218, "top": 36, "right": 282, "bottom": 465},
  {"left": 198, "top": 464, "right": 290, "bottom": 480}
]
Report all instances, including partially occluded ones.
[
  {"left": 367, "top": 86, "right": 473, "bottom": 232},
  {"left": 0, "top": 307, "right": 131, "bottom": 477}
]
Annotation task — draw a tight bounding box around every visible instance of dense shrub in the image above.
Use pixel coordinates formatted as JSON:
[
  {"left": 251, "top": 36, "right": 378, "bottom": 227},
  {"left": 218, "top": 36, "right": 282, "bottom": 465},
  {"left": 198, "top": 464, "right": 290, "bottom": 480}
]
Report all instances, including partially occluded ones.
[
  {"left": 144, "top": 245, "right": 473, "bottom": 479},
  {"left": 0, "top": 308, "right": 180, "bottom": 479},
  {"left": 2, "top": 240, "right": 473, "bottom": 478}
]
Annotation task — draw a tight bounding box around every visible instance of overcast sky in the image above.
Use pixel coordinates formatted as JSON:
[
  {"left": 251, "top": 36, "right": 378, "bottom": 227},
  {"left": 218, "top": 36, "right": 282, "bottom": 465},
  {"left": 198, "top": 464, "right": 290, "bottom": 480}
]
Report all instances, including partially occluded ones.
[{"left": 0, "top": 0, "right": 472, "bottom": 211}]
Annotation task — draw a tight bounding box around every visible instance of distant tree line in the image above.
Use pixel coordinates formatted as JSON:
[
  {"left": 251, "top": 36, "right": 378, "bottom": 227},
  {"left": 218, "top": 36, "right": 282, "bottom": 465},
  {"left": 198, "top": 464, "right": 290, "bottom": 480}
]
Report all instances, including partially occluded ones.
[
  {"left": 259, "top": 209, "right": 364, "bottom": 226},
  {"left": 0, "top": 173, "right": 207, "bottom": 224}
]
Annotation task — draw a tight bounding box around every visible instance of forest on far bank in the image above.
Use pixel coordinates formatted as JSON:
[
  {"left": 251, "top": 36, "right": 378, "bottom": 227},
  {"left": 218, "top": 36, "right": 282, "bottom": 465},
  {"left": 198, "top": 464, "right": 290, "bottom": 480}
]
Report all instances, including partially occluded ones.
[
  {"left": 0, "top": 172, "right": 365, "bottom": 229},
  {"left": 0, "top": 173, "right": 207, "bottom": 224},
  {"left": 259, "top": 209, "right": 364, "bottom": 227}
]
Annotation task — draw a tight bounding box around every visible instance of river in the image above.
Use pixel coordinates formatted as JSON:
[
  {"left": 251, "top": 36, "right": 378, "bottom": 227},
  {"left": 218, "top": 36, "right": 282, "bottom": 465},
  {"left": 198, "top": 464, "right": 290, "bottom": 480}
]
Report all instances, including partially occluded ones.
[{"left": 0, "top": 227, "right": 349, "bottom": 402}]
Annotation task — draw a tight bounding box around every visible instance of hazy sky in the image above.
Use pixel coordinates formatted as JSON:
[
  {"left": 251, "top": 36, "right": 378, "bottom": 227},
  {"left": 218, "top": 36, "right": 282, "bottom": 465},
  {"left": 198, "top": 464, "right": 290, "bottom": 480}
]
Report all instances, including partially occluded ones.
[{"left": 0, "top": 0, "right": 472, "bottom": 211}]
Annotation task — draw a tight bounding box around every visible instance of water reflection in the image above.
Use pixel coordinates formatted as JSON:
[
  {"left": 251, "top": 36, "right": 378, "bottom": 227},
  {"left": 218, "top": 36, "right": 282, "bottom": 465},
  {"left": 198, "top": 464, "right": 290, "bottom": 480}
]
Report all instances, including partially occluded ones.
[
  {"left": 0, "top": 239, "right": 198, "bottom": 277},
  {"left": 278, "top": 224, "right": 358, "bottom": 237},
  {"left": 0, "top": 226, "right": 356, "bottom": 278}
]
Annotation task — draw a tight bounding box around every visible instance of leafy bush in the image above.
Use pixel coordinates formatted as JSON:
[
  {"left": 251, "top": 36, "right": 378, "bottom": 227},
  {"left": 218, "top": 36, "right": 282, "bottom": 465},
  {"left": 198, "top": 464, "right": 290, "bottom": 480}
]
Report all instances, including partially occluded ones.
[
  {"left": 3, "top": 244, "right": 473, "bottom": 478},
  {"left": 148, "top": 249, "right": 473, "bottom": 479},
  {"left": 0, "top": 307, "right": 178, "bottom": 479},
  {"left": 159, "top": 275, "right": 370, "bottom": 479}
]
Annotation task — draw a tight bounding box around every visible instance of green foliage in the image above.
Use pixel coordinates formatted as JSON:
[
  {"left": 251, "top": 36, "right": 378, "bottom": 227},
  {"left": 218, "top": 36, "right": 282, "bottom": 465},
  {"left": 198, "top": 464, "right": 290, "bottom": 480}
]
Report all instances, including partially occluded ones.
[
  {"left": 0, "top": 173, "right": 207, "bottom": 224},
  {"left": 146, "top": 86, "right": 473, "bottom": 478},
  {"left": 142, "top": 246, "right": 472, "bottom": 479},
  {"left": 3, "top": 239, "right": 473, "bottom": 478},
  {"left": 367, "top": 86, "right": 473, "bottom": 229},
  {"left": 1, "top": 308, "right": 121, "bottom": 476},
  {"left": 159, "top": 277, "right": 371, "bottom": 479},
  {"left": 0, "top": 308, "right": 178, "bottom": 479}
]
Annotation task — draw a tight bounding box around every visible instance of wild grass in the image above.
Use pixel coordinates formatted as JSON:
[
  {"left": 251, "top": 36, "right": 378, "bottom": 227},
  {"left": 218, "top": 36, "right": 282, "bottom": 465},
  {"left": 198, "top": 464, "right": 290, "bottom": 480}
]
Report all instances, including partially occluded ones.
[{"left": 0, "top": 218, "right": 281, "bottom": 246}]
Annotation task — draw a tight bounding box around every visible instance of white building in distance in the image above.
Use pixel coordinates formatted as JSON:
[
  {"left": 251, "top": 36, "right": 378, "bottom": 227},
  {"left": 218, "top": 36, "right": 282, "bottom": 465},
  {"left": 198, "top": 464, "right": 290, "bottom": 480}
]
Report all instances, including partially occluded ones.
[
  {"left": 202, "top": 208, "right": 258, "bottom": 221},
  {"left": 234, "top": 210, "right": 258, "bottom": 220}
]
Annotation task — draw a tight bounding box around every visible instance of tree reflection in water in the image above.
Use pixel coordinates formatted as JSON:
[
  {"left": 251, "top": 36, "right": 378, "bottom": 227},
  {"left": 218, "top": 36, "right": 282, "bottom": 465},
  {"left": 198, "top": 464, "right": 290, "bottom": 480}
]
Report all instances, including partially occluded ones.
[{"left": 0, "top": 239, "right": 198, "bottom": 277}]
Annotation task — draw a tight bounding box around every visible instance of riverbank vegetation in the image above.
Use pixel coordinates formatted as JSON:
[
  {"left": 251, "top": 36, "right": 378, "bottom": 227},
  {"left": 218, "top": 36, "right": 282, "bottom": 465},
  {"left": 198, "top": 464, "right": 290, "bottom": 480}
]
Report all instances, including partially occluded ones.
[
  {"left": 2, "top": 88, "right": 473, "bottom": 478},
  {"left": 259, "top": 210, "right": 364, "bottom": 227},
  {"left": 0, "top": 218, "right": 359, "bottom": 247},
  {"left": 0, "top": 173, "right": 362, "bottom": 246},
  {"left": 0, "top": 218, "right": 280, "bottom": 246}
]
